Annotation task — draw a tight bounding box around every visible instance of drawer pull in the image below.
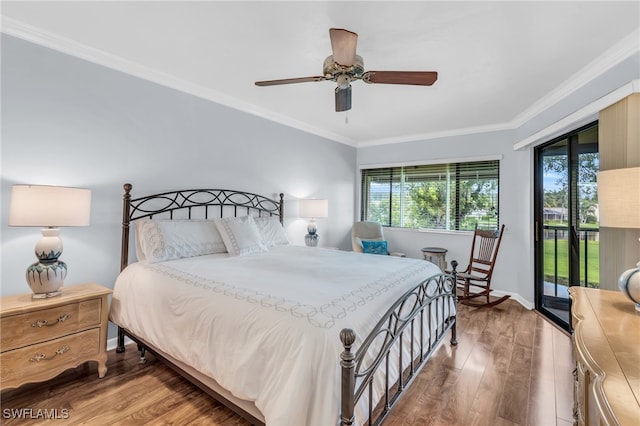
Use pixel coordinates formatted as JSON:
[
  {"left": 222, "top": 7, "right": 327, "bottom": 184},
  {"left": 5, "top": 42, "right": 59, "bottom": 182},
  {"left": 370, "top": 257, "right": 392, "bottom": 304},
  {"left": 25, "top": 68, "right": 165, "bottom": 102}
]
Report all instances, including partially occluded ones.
[
  {"left": 31, "top": 314, "right": 71, "bottom": 328},
  {"left": 29, "top": 345, "right": 70, "bottom": 362}
]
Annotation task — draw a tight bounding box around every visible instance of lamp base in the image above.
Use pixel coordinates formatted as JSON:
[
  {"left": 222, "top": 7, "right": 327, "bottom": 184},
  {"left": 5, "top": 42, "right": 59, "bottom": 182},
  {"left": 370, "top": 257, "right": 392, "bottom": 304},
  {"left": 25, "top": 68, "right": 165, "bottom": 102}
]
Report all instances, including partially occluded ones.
[
  {"left": 305, "top": 233, "right": 319, "bottom": 247},
  {"left": 27, "top": 260, "right": 67, "bottom": 299},
  {"left": 618, "top": 261, "right": 640, "bottom": 313}
]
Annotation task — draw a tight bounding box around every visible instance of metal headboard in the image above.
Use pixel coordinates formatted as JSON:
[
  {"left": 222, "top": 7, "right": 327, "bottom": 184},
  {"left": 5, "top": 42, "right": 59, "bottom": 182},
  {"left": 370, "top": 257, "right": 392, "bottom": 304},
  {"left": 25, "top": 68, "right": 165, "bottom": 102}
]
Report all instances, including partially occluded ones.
[{"left": 120, "top": 183, "right": 284, "bottom": 271}]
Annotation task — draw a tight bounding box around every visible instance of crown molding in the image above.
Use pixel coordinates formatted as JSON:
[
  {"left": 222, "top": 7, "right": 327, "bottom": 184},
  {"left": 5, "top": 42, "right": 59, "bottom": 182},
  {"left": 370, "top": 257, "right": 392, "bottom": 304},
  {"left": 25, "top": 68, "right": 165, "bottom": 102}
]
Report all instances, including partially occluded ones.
[
  {"left": 358, "top": 28, "right": 640, "bottom": 148},
  {"left": 0, "top": 17, "right": 358, "bottom": 147},
  {"left": 511, "top": 28, "right": 640, "bottom": 129},
  {"left": 2, "top": 17, "right": 637, "bottom": 149},
  {"left": 513, "top": 79, "right": 640, "bottom": 151},
  {"left": 357, "top": 121, "right": 514, "bottom": 147}
]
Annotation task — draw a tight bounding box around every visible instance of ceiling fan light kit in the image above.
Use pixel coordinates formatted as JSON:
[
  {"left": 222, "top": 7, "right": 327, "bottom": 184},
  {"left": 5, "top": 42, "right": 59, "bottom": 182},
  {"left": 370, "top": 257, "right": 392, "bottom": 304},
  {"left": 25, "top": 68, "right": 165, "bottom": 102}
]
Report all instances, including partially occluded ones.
[
  {"left": 255, "top": 28, "right": 438, "bottom": 112},
  {"left": 335, "top": 86, "right": 352, "bottom": 112}
]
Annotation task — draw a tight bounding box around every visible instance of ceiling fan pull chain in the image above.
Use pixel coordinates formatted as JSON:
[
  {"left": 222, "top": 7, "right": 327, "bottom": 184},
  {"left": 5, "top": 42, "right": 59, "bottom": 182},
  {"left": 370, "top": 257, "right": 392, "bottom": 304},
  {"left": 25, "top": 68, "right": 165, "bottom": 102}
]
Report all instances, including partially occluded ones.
[{"left": 345, "top": 111, "right": 349, "bottom": 124}]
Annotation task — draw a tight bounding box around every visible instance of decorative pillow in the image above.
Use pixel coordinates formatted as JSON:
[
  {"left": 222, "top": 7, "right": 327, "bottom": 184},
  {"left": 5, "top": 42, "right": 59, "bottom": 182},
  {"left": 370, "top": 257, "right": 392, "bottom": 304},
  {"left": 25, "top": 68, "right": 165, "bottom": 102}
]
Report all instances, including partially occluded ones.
[
  {"left": 362, "top": 240, "right": 389, "bottom": 255},
  {"left": 254, "top": 216, "right": 289, "bottom": 247},
  {"left": 214, "top": 216, "right": 268, "bottom": 257},
  {"left": 355, "top": 236, "right": 384, "bottom": 251},
  {"left": 134, "top": 219, "right": 227, "bottom": 263}
]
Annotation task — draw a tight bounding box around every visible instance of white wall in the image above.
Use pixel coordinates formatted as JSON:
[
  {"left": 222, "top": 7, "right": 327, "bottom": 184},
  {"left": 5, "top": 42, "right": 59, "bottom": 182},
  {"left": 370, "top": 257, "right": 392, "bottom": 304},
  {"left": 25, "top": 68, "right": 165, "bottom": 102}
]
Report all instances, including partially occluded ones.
[
  {"left": 357, "top": 130, "right": 533, "bottom": 306},
  {"left": 1, "top": 35, "right": 357, "bottom": 309},
  {"left": 2, "top": 33, "right": 638, "bottom": 322},
  {"left": 357, "top": 53, "right": 640, "bottom": 308}
]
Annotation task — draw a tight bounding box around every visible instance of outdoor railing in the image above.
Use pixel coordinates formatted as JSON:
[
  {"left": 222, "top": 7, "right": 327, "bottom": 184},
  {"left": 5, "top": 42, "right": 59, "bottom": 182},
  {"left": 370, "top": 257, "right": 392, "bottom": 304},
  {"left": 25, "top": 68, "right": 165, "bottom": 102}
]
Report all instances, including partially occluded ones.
[{"left": 543, "top": 224, "right": 600, "bottom": 296}]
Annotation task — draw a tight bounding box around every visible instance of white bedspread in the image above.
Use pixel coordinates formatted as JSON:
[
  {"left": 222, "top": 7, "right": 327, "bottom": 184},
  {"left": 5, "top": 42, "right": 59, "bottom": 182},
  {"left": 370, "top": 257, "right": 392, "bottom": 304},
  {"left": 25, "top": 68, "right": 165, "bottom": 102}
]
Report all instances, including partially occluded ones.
[{"left": 110, "top": 245, "right": 450, "bottom": 425}]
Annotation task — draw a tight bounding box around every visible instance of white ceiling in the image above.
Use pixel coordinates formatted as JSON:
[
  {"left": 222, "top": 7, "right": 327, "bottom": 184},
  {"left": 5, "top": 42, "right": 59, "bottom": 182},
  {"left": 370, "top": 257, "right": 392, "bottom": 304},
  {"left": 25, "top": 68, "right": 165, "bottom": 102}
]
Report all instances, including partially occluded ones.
[{"left": 2, "top": 1, "right": 639, "bottom": 147}]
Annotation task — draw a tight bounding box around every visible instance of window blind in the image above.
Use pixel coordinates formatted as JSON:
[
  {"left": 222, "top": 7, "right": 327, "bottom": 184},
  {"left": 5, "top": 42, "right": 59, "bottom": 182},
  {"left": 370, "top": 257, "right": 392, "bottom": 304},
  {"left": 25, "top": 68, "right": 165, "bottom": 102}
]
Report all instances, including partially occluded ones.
[{"left": 361, "top": 160, "right": 499, "bottom": 231}]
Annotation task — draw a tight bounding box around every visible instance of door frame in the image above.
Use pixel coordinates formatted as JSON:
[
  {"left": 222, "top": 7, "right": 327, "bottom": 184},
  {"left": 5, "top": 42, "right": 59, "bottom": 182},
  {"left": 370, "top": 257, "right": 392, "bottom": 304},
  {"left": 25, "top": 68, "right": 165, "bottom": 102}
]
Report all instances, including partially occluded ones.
[{"left": 534, "top": 121, "right": 598, "bottom": 331}]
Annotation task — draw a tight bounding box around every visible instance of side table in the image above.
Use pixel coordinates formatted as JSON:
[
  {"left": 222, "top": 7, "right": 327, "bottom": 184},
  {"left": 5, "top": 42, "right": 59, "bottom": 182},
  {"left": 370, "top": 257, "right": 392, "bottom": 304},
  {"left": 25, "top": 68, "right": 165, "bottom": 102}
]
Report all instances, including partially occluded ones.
[
  {"left": 421, "top": 247, "right": 448, "bottom": 271},
  {"left": 0, "top": 283, "right": 112, "bottom": 390}
]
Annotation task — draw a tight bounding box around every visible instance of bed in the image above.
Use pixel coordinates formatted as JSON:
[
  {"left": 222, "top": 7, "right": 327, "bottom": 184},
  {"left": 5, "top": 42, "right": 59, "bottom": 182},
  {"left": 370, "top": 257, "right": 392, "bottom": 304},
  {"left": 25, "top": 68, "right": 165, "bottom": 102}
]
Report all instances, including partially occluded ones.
[{"left": 109, "top": 184, "right": 458, "bottom": 426}]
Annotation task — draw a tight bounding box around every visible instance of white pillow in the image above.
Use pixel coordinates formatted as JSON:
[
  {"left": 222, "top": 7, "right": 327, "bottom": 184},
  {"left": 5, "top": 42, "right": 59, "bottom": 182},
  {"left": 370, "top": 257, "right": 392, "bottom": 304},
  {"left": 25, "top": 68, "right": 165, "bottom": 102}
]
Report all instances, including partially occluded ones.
[
  {"left": 214, "top": 216, "right": 268, "bottom": 256},
  {"left": 134, "top": 219, "right": 227, "bottom": 263},
  {"left": 254, "top": 216, "right": 289, "bottom": 247}
]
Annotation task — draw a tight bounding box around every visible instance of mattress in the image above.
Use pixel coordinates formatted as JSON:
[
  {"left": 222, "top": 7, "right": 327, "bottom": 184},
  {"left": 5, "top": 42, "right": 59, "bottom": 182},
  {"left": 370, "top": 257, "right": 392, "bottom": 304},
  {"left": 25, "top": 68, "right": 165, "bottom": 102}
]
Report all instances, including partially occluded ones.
[{"left": 109, "top": 245, "right": 451, "bottom": 425}]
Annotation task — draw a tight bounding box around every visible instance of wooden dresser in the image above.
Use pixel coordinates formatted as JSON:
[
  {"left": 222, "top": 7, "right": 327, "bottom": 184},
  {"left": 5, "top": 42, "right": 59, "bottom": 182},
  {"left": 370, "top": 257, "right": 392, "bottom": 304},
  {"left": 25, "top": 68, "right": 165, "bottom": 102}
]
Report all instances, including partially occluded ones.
[
  {"left": 569, "top": 287, "right": 640, "bottom": 426},
  {"left": 0, "top": 283, "right": 111, "bottom": 390}
]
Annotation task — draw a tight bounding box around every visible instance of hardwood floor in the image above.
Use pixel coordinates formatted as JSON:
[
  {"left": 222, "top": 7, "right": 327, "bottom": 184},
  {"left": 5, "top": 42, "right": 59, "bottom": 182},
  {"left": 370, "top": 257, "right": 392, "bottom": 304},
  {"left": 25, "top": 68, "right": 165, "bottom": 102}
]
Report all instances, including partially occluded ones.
[{"left": 1, "top": 300, "right": 573, "bottom": 425}]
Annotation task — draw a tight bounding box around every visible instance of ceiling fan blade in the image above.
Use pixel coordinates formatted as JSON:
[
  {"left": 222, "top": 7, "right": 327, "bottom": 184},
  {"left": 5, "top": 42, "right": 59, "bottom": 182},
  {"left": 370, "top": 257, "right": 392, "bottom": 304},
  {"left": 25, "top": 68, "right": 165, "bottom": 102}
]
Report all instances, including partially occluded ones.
[
  {"left": 362, "top": 71, "right": 438, "bottom": 86},
  {"left": 329, "top": 28, "right": 358, "bottom": 66},
  {"left": 335, "top": 86, "right": 352, "bottom": 112},
  {"left": 255, "top": 76, "right": 326, "bottom": 86}
]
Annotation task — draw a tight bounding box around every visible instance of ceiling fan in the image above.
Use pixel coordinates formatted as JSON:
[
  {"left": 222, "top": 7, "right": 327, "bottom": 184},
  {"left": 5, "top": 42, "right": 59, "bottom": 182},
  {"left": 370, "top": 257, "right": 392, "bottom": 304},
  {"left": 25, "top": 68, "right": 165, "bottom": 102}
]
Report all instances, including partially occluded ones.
[{"left": 255, "top": 28, "right": 438, "bottom": 112}]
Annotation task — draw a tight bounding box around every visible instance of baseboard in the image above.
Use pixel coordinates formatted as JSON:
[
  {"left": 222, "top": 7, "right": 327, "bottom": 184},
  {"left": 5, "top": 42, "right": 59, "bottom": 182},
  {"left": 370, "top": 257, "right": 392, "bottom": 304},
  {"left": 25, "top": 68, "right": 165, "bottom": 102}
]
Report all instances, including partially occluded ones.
[
  {"left": 491, "top": 290, "right": 534, "bottom": 310},
  {"left": 107, "top": 336, "right": 134, "bottom": 351}
]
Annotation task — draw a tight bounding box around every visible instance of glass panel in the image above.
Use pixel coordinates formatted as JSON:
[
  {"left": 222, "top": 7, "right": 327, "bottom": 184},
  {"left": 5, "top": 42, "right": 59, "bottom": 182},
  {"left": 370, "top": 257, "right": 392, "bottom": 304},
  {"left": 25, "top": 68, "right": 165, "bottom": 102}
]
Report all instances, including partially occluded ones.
[
  {"left": 362, "top": 168, "right": 399, "bottom": 226},
  {"left": 455, "top": 163, "right": 499, "bottom": 230},
  {"left": 403, "top": 164, "right": 450, "bottom": 229},
  {"left": 576, "top": 126, "right": 600, "bottom": 288},
  {"left": 541, "top": 139, "right": 570, "bottom": 315}
]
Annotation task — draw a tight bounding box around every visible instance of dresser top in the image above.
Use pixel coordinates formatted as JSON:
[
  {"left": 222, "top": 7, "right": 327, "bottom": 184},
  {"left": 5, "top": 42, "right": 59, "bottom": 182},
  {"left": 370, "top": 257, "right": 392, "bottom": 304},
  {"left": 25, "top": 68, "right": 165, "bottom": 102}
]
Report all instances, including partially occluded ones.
[
  {"left": 569, "top": 286, "right": 640, "bottom": 424},
  {"left": 0, "top": 283, "right": 111, "bottom": 316}
]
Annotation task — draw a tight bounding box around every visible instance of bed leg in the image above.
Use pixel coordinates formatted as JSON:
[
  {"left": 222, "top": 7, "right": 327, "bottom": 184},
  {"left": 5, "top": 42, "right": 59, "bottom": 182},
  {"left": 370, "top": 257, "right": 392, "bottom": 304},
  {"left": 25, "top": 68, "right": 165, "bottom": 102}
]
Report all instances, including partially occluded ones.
[
  {"left": 449, "top": 260, "right": 459, "bottom": 346},
  {"left": 116, "top": 326, "right": 126, "bottom": 353},
  {"left": 450, "top": 321, "right": 458, "bottom": 346},
  {"left": 339, "top": 328, "right": 356, "bottom": 426},
  {"left": 138, "top": 345, "right": 147, "bottom": 364}
]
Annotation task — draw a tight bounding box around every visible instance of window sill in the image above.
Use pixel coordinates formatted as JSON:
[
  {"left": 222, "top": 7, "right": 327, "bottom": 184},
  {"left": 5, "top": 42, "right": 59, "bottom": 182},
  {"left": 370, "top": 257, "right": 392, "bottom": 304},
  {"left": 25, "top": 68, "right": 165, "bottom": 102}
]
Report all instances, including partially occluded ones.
[{"left": 383, "top": 227, "right": 474, "bottom": 236}]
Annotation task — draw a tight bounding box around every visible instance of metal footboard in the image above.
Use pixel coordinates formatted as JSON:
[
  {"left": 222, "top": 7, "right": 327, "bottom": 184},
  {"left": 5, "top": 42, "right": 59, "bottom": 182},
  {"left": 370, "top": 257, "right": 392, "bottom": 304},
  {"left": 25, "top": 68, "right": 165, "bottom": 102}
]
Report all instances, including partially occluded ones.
[{"left": 340, "top": 269, "right": 458, "bottom": 426}]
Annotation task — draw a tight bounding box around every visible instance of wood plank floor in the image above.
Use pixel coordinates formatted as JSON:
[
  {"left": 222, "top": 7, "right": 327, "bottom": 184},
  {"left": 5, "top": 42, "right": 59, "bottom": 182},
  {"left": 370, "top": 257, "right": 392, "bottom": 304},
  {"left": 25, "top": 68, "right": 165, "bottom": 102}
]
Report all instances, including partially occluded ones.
[{"left": 1, "top": 300, "right": 573, "bottom": 425}]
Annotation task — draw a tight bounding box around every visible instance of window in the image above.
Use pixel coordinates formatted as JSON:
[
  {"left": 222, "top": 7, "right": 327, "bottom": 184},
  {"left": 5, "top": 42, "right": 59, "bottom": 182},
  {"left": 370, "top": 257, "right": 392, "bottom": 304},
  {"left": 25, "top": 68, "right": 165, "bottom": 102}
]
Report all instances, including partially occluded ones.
[{"left": 361, "top": 160, "right": 500, "bottom": 231}]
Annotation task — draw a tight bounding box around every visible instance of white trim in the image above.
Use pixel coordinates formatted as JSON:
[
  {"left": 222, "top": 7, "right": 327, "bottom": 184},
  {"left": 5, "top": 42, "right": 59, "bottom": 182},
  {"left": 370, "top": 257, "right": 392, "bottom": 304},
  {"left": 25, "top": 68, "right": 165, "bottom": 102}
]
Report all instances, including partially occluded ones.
[
  {"left": 359, "top": 154, "right": 503, "bottom": 170},
  {"left": 513, "top": 79, "right": 640, "bottom": 151},
  {"left": 2, "top": 16, "right": 637, "bottom": 149},
  {"left": 107, "top": 336, "right": 134, "bottom": 352},
  {"left": 510, "top": 28, "right": 640, "bottom": 130},
  {"left": 494, "top": 291, "right": 534, "bottom": 311},
  {"left": 384, "top": 226, "right": 474, "bottom": 237},
  {"left": 359, "top": 28, "right": 640, "bottom": 148},
  {"left": 359, "top": 123, "right": 514, "bottom": 148},
  {"left": 1, "top": 17, "right": 359, "bottom": 147}
]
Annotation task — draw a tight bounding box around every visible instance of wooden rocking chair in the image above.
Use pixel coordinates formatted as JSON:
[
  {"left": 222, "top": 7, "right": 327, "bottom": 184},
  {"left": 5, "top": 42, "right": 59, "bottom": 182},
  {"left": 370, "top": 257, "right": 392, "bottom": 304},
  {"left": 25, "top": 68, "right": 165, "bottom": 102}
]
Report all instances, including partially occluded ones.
[{"left": 456, "top": 224, "right": 508, "bottom": 308}]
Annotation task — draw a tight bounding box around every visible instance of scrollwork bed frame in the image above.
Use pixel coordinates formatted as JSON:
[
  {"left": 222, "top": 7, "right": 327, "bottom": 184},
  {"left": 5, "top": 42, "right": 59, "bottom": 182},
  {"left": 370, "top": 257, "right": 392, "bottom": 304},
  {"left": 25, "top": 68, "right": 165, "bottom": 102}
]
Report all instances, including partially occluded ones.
[{"left": 115, "top": 183, "right": 458, "bottom": 426}]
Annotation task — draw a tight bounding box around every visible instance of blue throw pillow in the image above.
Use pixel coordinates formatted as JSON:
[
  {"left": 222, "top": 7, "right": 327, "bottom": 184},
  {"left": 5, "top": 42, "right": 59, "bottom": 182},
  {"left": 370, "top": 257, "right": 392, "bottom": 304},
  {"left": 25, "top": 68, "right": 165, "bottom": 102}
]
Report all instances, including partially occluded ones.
[{"left": 362, "top": 240, "right": 389, "bottom": 255}]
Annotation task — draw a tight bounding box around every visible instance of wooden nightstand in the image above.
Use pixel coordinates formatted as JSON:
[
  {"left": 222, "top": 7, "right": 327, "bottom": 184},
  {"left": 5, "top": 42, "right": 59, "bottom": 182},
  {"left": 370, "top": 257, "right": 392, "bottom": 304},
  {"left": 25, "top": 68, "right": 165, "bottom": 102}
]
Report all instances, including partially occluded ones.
[{"left": 0, "top": 283, "right": 111, "bottom": 390}]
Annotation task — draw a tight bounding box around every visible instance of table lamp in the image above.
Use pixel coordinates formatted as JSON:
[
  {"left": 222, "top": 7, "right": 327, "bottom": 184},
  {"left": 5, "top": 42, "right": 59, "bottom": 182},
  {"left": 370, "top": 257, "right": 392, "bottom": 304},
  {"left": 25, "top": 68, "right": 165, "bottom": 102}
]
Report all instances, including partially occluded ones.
[
  {"left": 9, "top": 185, "right": 91, "bottom": 298},
  {"left": 598, "top": 167, "right": 640, "bottom": 311},
  {"left": 299, "top": 199, "right": 328, "bottom": 247}
]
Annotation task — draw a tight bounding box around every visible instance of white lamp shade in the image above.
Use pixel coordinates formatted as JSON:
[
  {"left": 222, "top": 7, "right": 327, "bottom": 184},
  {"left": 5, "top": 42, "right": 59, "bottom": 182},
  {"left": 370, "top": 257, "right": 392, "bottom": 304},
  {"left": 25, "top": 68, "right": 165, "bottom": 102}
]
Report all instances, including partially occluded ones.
[
  {"left": 299, "top": 199, "right": 328, "bottom": 218},
  {"left": 9, "top": 185, "right": 91, "bottom": 227},
  {"left": 597, "top": 167, "right": 640, "bottom": 229}
]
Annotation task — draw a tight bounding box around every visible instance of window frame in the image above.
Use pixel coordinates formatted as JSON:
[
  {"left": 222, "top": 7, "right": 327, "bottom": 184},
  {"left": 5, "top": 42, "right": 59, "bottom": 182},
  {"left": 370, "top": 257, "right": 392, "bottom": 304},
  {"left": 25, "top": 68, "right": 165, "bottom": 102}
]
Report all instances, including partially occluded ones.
[{"left": 359, "top": 157, "right": 501, "bottom": 232}]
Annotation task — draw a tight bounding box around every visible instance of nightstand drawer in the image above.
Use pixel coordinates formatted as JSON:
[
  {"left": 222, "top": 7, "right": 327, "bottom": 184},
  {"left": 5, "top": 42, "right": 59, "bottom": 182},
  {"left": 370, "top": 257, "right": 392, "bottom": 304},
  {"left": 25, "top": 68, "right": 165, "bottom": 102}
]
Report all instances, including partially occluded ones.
[
  {"left": 1, "top": 298, "right": 102, "bottom": 351},
  {"left": 0, "top": 328, "right": 100, "bottom": 389}
]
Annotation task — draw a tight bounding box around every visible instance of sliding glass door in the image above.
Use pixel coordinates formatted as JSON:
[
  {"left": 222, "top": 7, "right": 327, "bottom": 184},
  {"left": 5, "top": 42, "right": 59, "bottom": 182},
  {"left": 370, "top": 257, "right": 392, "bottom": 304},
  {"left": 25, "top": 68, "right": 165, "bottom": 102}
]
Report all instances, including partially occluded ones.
[{"left": 534, "top": 123, "right": 599, "bottom": 330}]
